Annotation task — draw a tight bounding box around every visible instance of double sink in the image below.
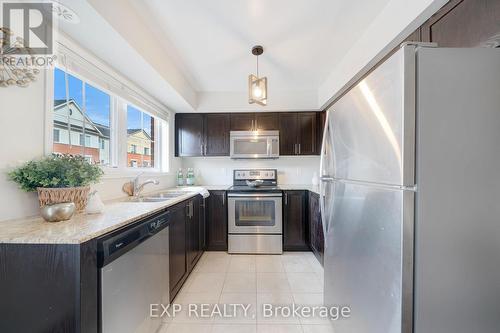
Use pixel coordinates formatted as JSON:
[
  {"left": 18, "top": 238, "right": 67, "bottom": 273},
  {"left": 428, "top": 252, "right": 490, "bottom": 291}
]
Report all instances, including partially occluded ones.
[{"left": 129, "top": 191, "right": 188, "bottom": 202}]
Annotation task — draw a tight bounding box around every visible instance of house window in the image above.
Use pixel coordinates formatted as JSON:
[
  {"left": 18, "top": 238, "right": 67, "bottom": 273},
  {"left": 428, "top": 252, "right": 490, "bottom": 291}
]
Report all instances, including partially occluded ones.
[
  {"left": 80, "top": 134, "right": 91, "bottom": 147},
  {"left": 127, "top": 105, "right": 155, "bottom": 168},
  {"left": 53, "top": 129, "right": 60, "bottom": 143},
  {"left": 53, "top": 68, "right": 111, "bottom": 165}
]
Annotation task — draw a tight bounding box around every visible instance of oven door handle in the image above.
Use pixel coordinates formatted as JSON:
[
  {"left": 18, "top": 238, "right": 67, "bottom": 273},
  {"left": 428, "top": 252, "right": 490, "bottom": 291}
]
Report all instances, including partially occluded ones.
[{"left": 227, "top": 193, "right": 283, "bottom": 198}]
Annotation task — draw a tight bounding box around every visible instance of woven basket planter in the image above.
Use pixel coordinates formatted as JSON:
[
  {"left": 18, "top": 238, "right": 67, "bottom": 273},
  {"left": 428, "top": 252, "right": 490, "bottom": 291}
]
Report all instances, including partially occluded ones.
[{"left": 37, "top": 186, "right": 90, "bottom": 213}]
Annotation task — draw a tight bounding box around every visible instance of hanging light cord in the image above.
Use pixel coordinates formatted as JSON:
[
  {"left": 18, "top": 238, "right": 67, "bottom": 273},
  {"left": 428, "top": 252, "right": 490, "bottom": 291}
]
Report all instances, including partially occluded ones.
[{"left": 256, "top": 55, "right": 259, "bottom": 78}]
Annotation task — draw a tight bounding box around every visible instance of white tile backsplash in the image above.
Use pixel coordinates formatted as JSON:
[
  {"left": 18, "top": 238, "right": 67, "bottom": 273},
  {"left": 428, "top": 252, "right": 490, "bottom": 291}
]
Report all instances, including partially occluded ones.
[{"left": 181, "top": 156, "right": 320, "bottom": 186}]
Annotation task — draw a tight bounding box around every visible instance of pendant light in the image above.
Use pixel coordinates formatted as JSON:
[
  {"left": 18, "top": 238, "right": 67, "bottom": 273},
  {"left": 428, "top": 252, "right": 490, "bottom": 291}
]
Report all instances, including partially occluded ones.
[{"left": 248, "top": 45, "right": 267, "bottom": 106}]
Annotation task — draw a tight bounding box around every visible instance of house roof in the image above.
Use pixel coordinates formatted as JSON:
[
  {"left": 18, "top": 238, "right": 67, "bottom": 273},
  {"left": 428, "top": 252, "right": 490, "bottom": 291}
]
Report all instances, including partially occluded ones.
[
  {"left": 54, "top": 99, "right": 110, "bottom": 139},
  {"left": 127, "top": 128, "right": 152, "bottom": 140}
]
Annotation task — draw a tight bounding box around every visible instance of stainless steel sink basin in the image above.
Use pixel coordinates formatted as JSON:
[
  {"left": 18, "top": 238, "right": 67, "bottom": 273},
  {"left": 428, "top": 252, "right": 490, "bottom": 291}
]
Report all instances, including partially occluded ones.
[{"left": 129, "top": 191, "right": 188, "bottom": 202}]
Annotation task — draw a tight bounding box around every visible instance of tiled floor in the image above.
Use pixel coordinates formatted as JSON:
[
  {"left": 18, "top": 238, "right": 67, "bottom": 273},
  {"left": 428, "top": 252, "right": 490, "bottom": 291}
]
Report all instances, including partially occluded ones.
[{"left": 158, "top": 251, "right": 332, "bottom": 333}]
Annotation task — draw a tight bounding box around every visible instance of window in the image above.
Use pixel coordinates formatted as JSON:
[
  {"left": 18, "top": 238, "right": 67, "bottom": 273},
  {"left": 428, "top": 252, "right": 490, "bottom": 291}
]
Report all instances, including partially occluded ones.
[
  {"left": 79, "top": 134, "right": 91, "bottom": 147},
  {"left": 51, "top": 63, "right": 169, "bottom": 173},
  {"left": 53, "top": 68, "right": 111, "bottom": 165},
  {"left": 53, "top": 129, "right": 60, "bottom": 143},
  {"left": 127, "top": 105, "right": 155, "bottom": 168}
]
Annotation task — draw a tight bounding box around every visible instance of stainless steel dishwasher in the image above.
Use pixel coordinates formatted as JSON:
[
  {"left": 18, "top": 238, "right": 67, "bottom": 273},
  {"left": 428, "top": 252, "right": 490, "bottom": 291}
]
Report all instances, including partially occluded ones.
[{"left": 98, "top": 210, "right": 170, "bottom": 333}]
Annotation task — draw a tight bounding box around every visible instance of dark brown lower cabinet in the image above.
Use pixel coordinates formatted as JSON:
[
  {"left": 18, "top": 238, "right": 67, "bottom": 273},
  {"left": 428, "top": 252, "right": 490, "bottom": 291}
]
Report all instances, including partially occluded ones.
[
  {"left": 169, "top": 202, "right": 188, "bottom": 301},
  {"left": 0, "top": 241, "right": 98, "bottom": 333},
  {"left": 308, "top": 192, "right": 324, "bottom": 265},
  {"left": 206, "top": 190, "right": 227, "bottom": 251},
  {"left": 186, "top": 196, "right": 200, "bottom": 272},
  {"left": 283, "top": 190, "right": 309, "bottom": 251}
]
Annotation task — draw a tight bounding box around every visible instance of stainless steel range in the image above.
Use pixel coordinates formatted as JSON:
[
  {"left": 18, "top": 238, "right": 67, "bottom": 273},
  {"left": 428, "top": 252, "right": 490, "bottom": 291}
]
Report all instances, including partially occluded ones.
[{"left": 227, "top": 169, "right": 283, "bottom": 254}]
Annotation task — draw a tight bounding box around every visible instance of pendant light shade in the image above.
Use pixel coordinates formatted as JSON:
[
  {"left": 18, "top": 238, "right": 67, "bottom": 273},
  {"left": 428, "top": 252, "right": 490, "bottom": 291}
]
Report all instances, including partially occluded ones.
[{"left": 248, "top": 45, "right": 267, "bottom": 106}]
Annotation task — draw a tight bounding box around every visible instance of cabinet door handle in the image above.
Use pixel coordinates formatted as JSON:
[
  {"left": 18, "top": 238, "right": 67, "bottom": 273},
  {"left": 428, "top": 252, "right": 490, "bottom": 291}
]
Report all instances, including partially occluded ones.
[
  {"left": 204, "top": 144, "right": 207, "bottom": 155},
  {"left": 285, "top": 193, "right": 288, "bottom": 205},
  {"left": 200, "top": 144, "right": 204, "bottom": 155},
  {"left": 222, "top": 194, "right": 225, "bottom": 206},
  {"left": 298, "top": 143, "right": 301, "bottom": 155}
]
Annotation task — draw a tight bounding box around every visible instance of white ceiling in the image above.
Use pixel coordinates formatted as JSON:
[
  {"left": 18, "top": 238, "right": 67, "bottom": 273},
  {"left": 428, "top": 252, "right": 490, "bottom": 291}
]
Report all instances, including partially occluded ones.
[
  {"left": 56, "top": 0, "right": 439, "bottom": 112},
  {"left": 138, "top": 0, "right": 392, "bottom": 93}
]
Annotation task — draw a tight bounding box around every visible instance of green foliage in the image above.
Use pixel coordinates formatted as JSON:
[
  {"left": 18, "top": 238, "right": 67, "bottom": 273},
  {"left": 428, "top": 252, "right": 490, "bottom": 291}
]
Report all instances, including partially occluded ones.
[{"left": 8, "top": 154, "right": 104, "bottom": 192}]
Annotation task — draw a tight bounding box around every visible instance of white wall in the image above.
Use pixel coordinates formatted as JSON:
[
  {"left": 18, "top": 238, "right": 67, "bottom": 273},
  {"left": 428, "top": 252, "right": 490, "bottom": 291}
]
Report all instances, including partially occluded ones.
[
  {"left": 181, "top": 156, "right": 320, "bottom": 186},
  {"left": 197, "top": 90, "right": 319, "bottom": 112},
  {"left": 0, "top": 71, "right": 48, "bottom": 221},
  {"left": 0, "top": 73, "right": 180, "bottom": 222}
]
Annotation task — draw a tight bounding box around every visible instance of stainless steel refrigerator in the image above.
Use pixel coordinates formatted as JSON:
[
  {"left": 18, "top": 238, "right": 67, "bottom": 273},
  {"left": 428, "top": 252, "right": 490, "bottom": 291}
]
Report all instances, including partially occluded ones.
[{"left": 320, "top": 44, "right": 500, "bottom": 333}]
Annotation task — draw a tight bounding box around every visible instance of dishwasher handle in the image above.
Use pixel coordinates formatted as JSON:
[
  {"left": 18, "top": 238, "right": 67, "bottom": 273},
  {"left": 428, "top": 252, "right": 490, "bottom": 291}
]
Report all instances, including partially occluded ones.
[{"left": 98, "top": 210, "right": 169, "bottom": 267}]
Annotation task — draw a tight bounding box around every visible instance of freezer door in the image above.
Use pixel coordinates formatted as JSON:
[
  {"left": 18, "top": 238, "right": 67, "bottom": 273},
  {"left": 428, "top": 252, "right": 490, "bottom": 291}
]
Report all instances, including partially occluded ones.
[
  {"left": 330, "top": 45, "right": 416, "bottom": 186},
  {"left": 324, "top": 181, "right": 414, "bottom": 333}
]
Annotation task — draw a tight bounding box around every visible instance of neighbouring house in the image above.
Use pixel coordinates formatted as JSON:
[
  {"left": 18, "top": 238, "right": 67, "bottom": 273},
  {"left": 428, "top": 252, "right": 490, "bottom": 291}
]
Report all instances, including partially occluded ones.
[
  {"left": 53, "top": 99, "right": 110, "bottom": 165},
  {"left": 127, "top": 129, "right": 153, "bottom": 167}
]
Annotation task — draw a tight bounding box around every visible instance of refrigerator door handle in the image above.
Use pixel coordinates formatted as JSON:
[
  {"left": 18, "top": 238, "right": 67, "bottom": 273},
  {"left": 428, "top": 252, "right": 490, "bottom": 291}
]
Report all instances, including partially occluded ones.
[{"left": 319, "top": 110, "right": 333, "bottom": 247}]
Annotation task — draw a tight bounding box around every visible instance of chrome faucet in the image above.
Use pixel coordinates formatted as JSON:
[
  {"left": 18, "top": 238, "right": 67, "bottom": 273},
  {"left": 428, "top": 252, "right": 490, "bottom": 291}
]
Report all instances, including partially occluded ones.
[{"left": 133, "top": 173, "right": 159, "bottom": 197}]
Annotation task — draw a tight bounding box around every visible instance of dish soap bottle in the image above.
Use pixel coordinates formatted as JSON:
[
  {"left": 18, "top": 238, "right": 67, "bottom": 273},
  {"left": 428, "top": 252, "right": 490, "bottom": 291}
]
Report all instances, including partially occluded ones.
[
  {"left": 186, "top": 168, "right": 195, "bottom": 186},
  {"left": 177, "top": 168, "right": 184, "bottom": 186}
]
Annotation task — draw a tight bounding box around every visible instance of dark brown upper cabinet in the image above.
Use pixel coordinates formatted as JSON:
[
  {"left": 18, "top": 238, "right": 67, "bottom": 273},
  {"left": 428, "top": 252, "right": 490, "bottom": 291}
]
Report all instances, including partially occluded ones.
[
  {"left": 175, "top": 114, "right": 204, "bottom": 157},
  {"left": 204, "top": 114, "right": 230, "bottom": 156},
  {"left": 230, "top": 113, "right": 255, "bottom": 131},
  {"left": 255, "top": 113, "right": 279, "bottom": 130},
  {"left": 279, "top": 112, "right": 318, "bottom": 155},
  {"left": 230, "top": 112, "right": 279, "bottom": 131},
  {"left": 278, "top": 113, "right": 298, "bottom": 155},
  {"left": 175, "top": 113, "right": 230, "bottom": 157},
  {"left": 421, "top": 0, "right": 500, "bottom": 47}
]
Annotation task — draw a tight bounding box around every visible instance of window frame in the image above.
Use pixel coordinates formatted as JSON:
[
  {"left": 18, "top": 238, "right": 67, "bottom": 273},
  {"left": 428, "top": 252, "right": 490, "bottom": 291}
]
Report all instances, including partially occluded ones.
[{"left": 46, "top": 66, "right": 170, "bottom": 177}]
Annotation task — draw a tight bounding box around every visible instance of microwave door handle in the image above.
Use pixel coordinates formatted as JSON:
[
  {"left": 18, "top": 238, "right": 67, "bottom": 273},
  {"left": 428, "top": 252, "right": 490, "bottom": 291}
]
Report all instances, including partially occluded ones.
[{"left": 267, "top": 140, "right": 271, "bottom": 156}]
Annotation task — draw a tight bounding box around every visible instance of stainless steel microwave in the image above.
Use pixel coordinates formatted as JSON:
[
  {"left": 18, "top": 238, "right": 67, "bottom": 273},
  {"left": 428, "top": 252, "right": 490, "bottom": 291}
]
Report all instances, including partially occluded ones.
[{"left": 229, "top": 130, "right": 279, "bottom": 159}]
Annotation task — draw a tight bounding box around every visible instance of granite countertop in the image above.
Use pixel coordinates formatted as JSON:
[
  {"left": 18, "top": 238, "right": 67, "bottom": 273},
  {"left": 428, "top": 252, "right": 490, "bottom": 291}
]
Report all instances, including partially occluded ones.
[
  {"left": 0, "top": 184, "right": 318, "bottom": 245},
  {"left": 196, "top": 184, "right": 320, "bottom": 194},
  {"left": 279, "top": 184, "right": 320, "bottom": 195},
  {"left": 0, "top": 187, "right": 209, "bottom": 245}
]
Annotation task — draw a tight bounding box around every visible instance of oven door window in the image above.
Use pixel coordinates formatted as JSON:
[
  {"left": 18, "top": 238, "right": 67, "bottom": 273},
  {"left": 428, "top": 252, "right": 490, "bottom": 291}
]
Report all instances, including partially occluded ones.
[{"left": 235, "top": 200, "right": 276, "bottom": 227}]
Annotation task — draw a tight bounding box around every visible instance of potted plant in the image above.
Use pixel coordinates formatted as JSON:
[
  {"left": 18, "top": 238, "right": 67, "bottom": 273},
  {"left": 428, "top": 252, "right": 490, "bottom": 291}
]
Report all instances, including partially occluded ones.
[{"left": 8, "top": 154, "right": 104, "bottom": 213}]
